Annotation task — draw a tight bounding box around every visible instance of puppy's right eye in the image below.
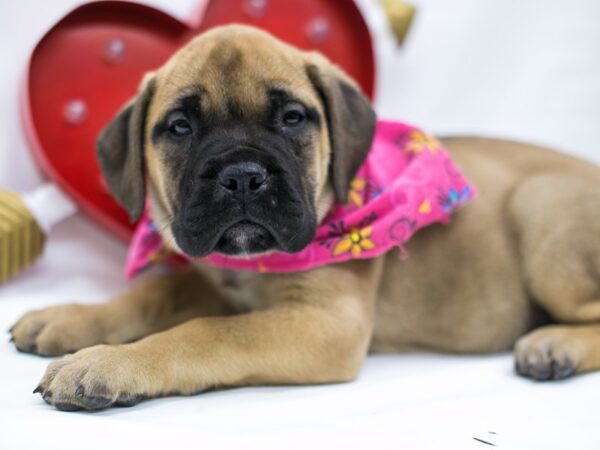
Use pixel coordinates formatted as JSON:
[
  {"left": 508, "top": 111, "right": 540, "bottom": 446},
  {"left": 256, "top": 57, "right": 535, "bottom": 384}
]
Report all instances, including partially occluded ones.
[{"left": 168, "top": 119, "right": 192, "bottom": 137}]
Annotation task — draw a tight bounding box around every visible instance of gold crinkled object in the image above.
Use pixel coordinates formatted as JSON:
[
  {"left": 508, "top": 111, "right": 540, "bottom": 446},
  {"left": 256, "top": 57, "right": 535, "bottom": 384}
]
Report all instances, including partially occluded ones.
[
  {"left": 380, "top": 0, "right": 417, "bottom": 46},
  {"left": 0, "top": 191, "right": 45, "bottom": 284}
]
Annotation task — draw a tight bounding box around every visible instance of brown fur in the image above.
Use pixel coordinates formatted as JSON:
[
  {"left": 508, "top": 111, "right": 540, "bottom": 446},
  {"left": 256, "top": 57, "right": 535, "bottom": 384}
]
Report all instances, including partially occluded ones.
[{"left": 11, "top": 26, "right": 600, "bottom": 410}]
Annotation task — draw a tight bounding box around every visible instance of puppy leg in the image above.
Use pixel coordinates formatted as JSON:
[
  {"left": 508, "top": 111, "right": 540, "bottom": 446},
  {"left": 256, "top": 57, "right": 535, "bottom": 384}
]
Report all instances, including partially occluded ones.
[
  {"left": 510, "top": 172, "right": 600, "bottom": 379},
  {"left": 35, "top": 260, "right": 382, "bottom": 411},
  {"left": 11, "top": 270, "right": 230, "bottom": 356}
]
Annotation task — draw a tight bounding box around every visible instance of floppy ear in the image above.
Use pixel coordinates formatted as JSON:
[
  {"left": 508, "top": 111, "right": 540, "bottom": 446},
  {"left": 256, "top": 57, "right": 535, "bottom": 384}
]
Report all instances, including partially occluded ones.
[
  {"left": 96, "top": 74, "right": 155, "bottom": 222},
  {"left": 306, "top": 56, "right": 376, "bottom": 204}
]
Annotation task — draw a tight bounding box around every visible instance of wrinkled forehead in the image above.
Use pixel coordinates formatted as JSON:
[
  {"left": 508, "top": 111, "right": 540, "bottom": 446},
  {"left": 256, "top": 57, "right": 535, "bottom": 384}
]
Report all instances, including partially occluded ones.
[{"left": 148, "top": 33, "right": 318, "bottom": 124}]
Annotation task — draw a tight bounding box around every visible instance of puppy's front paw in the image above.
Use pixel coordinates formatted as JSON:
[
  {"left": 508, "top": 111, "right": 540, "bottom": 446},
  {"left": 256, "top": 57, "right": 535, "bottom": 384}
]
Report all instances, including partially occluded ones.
[
  {"left": 514, "top": 326, "right": 581, "bottom": 381},
  {"left": 35, "top": 345, "right": 148, "bottom": 411},
  {"left": 10, "top": 304, "right": 107, "bottom": 356}
]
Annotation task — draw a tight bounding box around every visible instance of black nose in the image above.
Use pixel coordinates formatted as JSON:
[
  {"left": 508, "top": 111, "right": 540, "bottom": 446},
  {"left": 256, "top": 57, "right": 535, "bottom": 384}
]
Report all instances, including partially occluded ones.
[{"left": 218, "top": 162, "right": 268, "bottom": 199}]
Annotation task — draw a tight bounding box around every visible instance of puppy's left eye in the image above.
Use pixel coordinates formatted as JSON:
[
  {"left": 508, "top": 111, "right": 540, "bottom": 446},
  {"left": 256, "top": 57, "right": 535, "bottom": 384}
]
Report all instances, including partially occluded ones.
[
  {"left": 168, "top": 119, "right": 192, "bottom": 137},
  {"left": 282, "top": 104, "right": 306, "bottom": 127}
]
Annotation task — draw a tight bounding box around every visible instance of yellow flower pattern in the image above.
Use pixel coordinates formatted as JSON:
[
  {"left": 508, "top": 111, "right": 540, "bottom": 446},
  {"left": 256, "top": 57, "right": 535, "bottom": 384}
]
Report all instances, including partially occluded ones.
[
  {"left": 332, "top": 226, "right": 375, "bottom": 257},
  {"left": 405, "top": 130, "right": 442, "bottom": 154},
  {"left": 418, "top": 199, "right": 432, "bottom": 214},
  {"left": 348, "top": 178, "right": 366, "bottom": 207}
]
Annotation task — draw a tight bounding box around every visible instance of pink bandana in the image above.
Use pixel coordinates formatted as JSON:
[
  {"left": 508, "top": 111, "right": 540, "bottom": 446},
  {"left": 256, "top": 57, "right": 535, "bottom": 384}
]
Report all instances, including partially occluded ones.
[{"left": 125, "top": 120, "right": 476, "bottom": 277}]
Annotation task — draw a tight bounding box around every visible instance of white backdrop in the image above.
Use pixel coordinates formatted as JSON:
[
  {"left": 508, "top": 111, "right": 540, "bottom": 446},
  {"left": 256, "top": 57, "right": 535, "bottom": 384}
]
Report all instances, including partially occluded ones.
[{"left": 0, "top": 1, "right": 599, "bottom": 449}]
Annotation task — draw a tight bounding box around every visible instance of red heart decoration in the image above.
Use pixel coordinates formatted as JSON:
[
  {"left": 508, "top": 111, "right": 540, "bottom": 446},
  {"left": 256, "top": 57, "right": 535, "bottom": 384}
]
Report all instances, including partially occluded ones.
[{"left": 21, "top": 0, "right": 375, "bottom": 239}]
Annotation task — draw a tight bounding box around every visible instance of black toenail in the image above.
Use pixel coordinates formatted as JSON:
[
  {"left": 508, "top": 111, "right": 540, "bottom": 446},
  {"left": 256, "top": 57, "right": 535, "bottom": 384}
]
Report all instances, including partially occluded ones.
[{"left": 75, "top": 386, "right": 84, "bottom": 397}]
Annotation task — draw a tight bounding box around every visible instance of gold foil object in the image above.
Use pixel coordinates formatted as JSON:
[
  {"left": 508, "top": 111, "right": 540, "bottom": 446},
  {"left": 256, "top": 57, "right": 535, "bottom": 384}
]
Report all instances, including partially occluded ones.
[
  {"left": 0, "top": 191, "right": 45, "bottom": 284},
  {"left": 381, "top": 0, "right": 416, "bottom": 45}
]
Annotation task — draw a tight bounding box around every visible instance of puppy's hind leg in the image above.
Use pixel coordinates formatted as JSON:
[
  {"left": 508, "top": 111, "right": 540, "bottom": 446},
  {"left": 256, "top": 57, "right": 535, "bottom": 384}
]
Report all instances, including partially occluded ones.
[{"left": 509, "top": 172, "right": 600, "bottom": 379}]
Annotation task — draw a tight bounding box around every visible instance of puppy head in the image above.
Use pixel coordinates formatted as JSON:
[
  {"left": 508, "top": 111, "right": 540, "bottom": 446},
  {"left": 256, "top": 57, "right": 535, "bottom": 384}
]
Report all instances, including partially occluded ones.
[{"left": 97, "top": 25, "right": 375, "bottom": 258}]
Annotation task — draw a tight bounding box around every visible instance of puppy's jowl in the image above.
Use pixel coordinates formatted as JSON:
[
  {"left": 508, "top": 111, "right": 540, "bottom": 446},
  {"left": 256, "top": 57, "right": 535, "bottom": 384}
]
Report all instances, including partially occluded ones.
[{"left": 11, "top": 25, "right": 600, "bottom": 411}]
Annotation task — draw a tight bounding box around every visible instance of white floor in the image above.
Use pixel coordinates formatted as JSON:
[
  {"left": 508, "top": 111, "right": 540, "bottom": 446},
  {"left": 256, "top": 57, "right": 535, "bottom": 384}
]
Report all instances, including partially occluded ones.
[{"left": 1, "top": 0, "right": 599, "bottom": 449}]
